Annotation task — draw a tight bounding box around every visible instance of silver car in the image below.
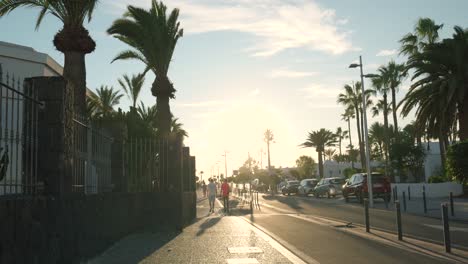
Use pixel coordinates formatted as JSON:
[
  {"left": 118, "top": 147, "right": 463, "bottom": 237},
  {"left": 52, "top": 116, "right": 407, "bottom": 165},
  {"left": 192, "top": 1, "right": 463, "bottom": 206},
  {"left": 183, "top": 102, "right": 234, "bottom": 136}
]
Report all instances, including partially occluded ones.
[
  {"left": 297, "top": 179, "right": 319, "bottom": 196},
  {"left": 314, "top": 177, "right": 346, "bottom": 198}
]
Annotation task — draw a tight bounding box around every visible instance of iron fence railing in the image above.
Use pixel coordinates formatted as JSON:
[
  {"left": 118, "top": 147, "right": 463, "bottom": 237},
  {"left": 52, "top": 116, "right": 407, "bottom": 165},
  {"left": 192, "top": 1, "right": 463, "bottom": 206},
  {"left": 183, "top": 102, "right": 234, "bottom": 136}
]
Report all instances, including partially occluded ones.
[
  {"left": 124, "top": 138, "right": 169, "bottom": 192},
  {"left": 72, "top": 115, "right": 113, "bottom": 194},
  {"left": 0, "top": 64, "right": 43, "bottom": 196}
]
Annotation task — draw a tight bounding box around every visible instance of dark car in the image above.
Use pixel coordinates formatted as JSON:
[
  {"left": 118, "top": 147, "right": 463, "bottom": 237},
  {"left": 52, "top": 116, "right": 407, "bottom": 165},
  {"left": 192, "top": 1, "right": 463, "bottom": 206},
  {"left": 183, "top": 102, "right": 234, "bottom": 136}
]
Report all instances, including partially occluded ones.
[
  {"left": 282, "top": 180, "right": 300, "bottom": 196},
  {"left": 297, "top": 179, "right": 319, "bottom": 196},
  {"left": 342, "top": 173, "right": 391, "bottom": 203}
]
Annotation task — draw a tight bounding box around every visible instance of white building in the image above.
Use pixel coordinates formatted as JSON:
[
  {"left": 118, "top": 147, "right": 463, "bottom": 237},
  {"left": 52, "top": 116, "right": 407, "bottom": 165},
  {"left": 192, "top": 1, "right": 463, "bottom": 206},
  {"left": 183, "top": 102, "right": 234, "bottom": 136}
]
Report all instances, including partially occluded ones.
[{"left": 0, "top": 41, "right": 63, "bottom": 195}]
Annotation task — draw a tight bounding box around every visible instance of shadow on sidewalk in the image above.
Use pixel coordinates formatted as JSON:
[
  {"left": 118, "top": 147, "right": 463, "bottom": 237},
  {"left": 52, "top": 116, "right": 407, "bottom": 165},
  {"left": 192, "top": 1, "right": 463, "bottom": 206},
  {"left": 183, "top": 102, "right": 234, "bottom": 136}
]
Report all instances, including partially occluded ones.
[
  {"left": 196, "top": 217, "right": 221, "bottom": 236},
  {"left": 87, "top": 231, "right": 180, "bottom": 264}
]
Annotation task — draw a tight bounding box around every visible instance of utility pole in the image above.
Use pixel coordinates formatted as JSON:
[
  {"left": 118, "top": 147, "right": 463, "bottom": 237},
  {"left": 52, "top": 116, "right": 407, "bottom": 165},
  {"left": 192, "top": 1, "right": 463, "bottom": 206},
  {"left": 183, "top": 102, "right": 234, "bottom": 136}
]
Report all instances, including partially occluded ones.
[
  {"left": 264, "top": 130, "right": 274, "bottom": 175},
  {"left": 222, "top": 150, "right": 229, "bottom": 180}
]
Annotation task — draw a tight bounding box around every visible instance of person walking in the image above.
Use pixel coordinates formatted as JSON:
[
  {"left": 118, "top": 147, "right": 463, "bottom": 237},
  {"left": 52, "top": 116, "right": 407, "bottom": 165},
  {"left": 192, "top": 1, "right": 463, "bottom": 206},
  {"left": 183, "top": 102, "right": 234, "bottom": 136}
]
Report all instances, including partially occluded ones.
[
  {"left": 207, "top": 178, "right": 217, "bottom": 213},
  {"left": 221, "top": 179, "right": 230, "bottom": 213},
  {"left": 202, "top": 180, "right": 207, "bottom": 197}
]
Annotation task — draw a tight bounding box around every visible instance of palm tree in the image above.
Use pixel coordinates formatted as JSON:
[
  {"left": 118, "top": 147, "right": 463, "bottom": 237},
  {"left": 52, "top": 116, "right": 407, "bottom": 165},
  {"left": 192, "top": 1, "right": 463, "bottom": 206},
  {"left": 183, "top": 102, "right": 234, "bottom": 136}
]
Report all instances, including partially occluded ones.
[
  {"left": 369, "top": 122, "right": 386, "bottom": 161},
  {"left": 335, "top": 127, "right": 348, "bottom": 157},
  {"left": 324, "top": 148, "right": 336, "bottom": 161},
  {"left": 373, "top": 60, "right": 407, "bottom": 133},
  {"left": 108, "top": 1, "right": 183, "bottom": 138},
  {"left": 92, "top": 85, "right": 123, "bottom": 118},
  {"left": 118, "top": 73, "right": 145, "bottom": 109},
  {"left": 170, "top": 118, "right": 188, "bottom": 142},
  {"left": 338, "top": 82, "right": 372, "bottom": 169},
  {"left": 0, "top": 0, "right": 99, "bottom": 114},
  {"left": 341, "top": 108, "right": 355, "bottom": 149},
  {"left": 138, "top": 102, "right": 158, "bottom": 128},
  {"left": 400, "top": 17, "right": 443, "bottom": 56},
  {"left": 264, "top": 129, "right": 274, "bottom": 174},
  {"left": 300, "top": 129, "right": 337, "bottom": 178},
  {"left": 401, "top": 26, "right": 468, "bottom": 166}
]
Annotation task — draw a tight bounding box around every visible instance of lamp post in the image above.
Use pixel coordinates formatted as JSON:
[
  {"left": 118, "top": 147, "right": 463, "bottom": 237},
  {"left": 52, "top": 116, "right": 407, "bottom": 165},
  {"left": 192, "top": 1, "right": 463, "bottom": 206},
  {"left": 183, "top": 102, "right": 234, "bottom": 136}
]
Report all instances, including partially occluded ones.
[
  {"left": 349, "top": 56, "right": 378, "bottom": 208},
  {"left": 222, "top": 150, "right": 229, "bottom": 180}
]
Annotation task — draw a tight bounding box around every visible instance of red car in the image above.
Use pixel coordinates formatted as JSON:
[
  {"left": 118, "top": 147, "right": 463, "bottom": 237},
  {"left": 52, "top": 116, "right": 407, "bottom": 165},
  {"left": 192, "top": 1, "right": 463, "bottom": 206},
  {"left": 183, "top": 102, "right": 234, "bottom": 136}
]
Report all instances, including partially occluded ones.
[{"left": 342, "top": 173, "right": 391, "bottom": 203}]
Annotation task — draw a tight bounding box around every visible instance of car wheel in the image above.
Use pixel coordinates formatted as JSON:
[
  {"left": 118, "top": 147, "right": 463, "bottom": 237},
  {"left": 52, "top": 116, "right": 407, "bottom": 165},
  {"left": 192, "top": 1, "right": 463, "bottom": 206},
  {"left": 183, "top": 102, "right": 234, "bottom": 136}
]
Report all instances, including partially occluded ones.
[{"left": 282, "top": 192, "right": 286, "bottom": 196}]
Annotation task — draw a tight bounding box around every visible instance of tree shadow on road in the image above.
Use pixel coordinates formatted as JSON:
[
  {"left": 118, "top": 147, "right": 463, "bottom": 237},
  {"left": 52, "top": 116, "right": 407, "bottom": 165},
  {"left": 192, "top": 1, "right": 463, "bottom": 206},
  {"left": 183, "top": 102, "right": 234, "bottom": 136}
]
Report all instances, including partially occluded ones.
[{"left": 262, "top": 194, "right": 304, "bottom": 211}]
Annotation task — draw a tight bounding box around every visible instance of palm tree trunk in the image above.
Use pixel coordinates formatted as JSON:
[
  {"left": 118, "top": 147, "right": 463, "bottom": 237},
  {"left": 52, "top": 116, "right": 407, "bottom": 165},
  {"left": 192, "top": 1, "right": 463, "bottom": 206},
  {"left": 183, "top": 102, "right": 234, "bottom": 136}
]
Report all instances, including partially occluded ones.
[
  {"left": 383, "top": 92, "right": 390, "bottom": 175},
  {"left": 64, "top": 51, "right": 86, "bottom": 115},
  {"left": 153, "top": 77, "right": 173, "bottom": 139},
  {"left": 459, "top": 99, "right": 468, "bottom": 140},
  {"left": 339, "top": 137, "right": 342, "bottom": 157},
  {"left": 355, "top": 106, "right": 365, "bottom": 170},
  {"left": 347, "top": 118, "right": 353, "bottom": 148},
  {"left": 318, "top": 151, "right": 324, "bottom": 178},
  {"left": 438, "top": 135, "right": 446, "bottom": 170},
  {"left": 391, "top": 87, "right": 399, "bottom": 134}
]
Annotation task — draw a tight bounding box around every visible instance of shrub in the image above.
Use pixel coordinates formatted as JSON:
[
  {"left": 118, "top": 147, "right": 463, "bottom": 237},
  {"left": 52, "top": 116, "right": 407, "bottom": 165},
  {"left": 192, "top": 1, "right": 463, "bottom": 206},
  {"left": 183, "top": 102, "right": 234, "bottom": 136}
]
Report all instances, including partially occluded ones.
[
  {"left": 343, "top": 167, "right": 360, "bottom": 178},
  {"left": 446, "top": 141, "right": 468, "bottom": 185},
  {"left": 428, "top": 175, "right": 448, "bottom": 183}
]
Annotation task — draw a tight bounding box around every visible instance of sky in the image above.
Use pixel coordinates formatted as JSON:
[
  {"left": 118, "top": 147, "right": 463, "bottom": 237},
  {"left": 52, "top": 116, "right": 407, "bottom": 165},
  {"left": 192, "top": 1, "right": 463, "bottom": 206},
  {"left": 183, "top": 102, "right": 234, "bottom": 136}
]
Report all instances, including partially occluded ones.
[{"left": 2, "top": 0, "right": 468, "bottom": 179}]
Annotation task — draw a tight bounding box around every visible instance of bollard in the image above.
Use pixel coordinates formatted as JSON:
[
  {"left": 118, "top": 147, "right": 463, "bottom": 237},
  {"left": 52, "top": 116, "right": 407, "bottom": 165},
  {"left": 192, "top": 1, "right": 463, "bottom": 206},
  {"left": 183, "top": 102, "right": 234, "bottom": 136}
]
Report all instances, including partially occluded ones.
[
  {"left": 408, "top": 186, "right": 411, "bottom": 201},
  {"left": 395, "top": 200, "right": 402, "bottom": 241},
  {"left": 364, "top": 198, "right": 370, "bottom": 233},
  {"left": 423, "top": 186, "right": 427, "bottom": 214},
  {"left": 402, "top": 191, "right": 407, "bottom": 212},
  {"left": 394, "top": 186, "right": 398, "bottom": 201},
  {"left": 450, "top": 192, "right": 454, "bottom": 217},
  {"left": 441, "top": 203, "right": 451, "bottom": 253}
]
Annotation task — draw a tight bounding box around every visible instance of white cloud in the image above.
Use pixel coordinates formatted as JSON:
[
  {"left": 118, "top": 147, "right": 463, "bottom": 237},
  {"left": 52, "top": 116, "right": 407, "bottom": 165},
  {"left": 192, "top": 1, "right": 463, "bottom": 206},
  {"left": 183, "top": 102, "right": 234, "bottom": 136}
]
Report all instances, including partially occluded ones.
[
  {"left": 300, "top": 84, "right": 341, "bottom": 99},
  {"left": 106, "top": 0, "right": 355, "bottom": 56},
  {"left": 270, "top": 69, "right": 319, "bottom": 78},
  {"left": 376, "top": 49, "right": 397, "bottom": 57}
]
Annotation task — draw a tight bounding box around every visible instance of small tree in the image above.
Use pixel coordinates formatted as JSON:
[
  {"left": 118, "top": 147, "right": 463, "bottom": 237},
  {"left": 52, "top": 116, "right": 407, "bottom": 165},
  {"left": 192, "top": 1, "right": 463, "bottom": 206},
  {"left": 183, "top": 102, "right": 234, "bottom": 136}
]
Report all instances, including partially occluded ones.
[
  {"left": 446, "top": 141, "right": 468, "bottom": 185},
  {"left": 295, "top": 156, "right": 316, "bottom": 179}
]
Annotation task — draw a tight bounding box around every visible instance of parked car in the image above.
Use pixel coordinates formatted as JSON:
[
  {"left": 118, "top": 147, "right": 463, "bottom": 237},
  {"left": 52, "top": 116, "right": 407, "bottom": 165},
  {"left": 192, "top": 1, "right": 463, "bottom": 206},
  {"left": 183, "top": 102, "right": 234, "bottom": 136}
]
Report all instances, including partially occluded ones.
[
  {"left": 313, "top": 177, "right": 346, "bottom": 198},
  {"left": 298, "top": 179, "right": 319, "bottom": 196},
  {"left": 282, "top": 180, "right": 300, "bottom": 195},
  {"left": 342, "top": 173, "right": 391, "bottom": 203}
]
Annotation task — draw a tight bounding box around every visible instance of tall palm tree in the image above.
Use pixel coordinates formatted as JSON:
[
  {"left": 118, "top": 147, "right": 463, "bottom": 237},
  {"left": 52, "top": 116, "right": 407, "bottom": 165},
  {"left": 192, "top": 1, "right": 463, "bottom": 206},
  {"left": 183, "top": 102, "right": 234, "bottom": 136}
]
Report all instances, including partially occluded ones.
[
  {"left": 379, "top": 61, "right": 407, "bottom": 134},
  {"left": 335, "top": 127, "right": 348, "bottom": 157},
  {"left": 0, "top": 0, "right": 99, "bottom": 114},
  {"left": 264, "top": 129, "right": 274, "bottom": 175},
  {"left": 300, "top": 129, "right": 337, "bottom": 178},
  {"left": 400, "top": 17, "right": 443, "bottom": 56},
  {"left": 118, "top": 73, "right": 145, "bottom": 109},
  {"left": 341, "top": 108, "right": 355, "bottom": 149},
  {"left": 92, "top": 85, "right": 123, "bottom": 118},
  {"left": 401, "top": 26, "right": 468, "bottom": 167},
  {"left": 108, "top": 1, "right": 183, "bottom": 138},
  {"left": 338, "top": 82, "right": 372, "bottom": 169}
]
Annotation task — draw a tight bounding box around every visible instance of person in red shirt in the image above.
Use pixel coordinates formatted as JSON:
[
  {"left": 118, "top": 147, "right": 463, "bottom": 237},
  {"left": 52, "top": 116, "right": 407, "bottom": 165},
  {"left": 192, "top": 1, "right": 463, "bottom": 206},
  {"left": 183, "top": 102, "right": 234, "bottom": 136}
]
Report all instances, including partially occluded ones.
[{"left": 221, "top": 179, "right": 230, "bottom": 213}]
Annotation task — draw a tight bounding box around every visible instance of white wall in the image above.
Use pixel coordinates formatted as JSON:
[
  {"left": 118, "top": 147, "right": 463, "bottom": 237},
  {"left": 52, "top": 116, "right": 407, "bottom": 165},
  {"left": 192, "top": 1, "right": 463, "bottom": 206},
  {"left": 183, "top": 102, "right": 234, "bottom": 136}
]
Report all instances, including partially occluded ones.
[{"left": 391, "top": 182, "right": 463, "bottom": 198}]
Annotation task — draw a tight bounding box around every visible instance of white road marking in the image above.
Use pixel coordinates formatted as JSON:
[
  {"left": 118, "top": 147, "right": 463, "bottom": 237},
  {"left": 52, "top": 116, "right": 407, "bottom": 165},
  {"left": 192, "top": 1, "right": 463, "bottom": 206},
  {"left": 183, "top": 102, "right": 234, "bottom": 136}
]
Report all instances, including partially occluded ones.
[
  {"left": 226, "top": 258, "right": 259, "bottom": 264},
  {"left": 228, "top": 247, "right": 263, "bottom": 254},
  {"left": 424, "top": 224, "right": 468, "bottom": 232},
  {"left": 240, "top": 217, "right": 316, "bottom": 264}
]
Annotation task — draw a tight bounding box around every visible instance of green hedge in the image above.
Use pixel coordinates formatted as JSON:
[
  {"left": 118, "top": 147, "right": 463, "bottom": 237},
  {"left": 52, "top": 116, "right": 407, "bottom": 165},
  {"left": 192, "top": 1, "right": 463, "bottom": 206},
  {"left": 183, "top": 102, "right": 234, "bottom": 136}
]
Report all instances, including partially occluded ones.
[{"left": 446, "top": 140, "right": 468, "bottom": 185}]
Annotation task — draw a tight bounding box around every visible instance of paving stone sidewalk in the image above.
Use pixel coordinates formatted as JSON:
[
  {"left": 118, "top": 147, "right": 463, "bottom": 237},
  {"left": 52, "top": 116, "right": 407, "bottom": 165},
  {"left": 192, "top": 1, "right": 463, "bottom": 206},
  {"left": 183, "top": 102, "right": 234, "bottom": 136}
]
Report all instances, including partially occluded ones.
[{"left": 86, "top": 194, "right": 296, "bottom": 264}]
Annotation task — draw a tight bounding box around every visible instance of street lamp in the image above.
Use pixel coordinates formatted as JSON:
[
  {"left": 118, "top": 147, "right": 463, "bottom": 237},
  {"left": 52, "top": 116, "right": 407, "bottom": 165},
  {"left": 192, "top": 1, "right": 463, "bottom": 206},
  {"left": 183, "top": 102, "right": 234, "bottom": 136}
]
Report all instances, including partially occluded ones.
[
  {"left": 349, "top": 55, "right": 374, "bottom": 207},
  {"left": 222, "top": 150, "right": 229, "bottom": 181}
]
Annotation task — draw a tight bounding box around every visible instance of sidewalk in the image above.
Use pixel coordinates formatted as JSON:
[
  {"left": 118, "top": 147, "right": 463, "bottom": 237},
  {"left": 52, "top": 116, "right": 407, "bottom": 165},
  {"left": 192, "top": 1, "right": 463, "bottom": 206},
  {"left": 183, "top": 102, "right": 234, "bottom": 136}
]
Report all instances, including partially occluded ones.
[
  {"left": 373, "top": 196, "right": 468, "bottom": 222},
  {"left": 86, "top": 194, "right": 303, "bottom": 264}
]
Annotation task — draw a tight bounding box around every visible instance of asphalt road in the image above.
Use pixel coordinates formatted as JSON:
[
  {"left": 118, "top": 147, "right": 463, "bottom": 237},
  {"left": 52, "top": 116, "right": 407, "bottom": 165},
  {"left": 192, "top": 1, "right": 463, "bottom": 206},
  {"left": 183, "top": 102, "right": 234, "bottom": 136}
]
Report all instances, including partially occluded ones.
[
  {"left": 257, "top": 193, "right": 468, "bottom": 248},
  {"left": 234, "top": 193, "right": 468, "bottom": 264}
]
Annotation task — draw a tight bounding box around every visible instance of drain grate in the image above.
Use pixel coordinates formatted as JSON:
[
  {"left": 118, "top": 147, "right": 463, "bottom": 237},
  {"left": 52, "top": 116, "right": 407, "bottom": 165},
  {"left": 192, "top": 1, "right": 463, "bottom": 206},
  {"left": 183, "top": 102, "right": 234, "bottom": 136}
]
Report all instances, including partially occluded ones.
[{"left": 334, "top": 223, "right": 354, "bottom": 228}]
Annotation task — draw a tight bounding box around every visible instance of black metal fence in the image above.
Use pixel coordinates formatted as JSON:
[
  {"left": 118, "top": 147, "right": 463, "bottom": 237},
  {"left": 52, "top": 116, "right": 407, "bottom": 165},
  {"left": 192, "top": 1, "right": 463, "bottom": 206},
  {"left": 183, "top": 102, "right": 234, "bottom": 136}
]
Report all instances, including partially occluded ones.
[
  {"left": 0, "top": 64, "right": 43, "bottom": 196},
  {"left": 72, "top": 115, "right": 113, "bottom": 194},
  {"left": 124, "top": 138, "right": 169, "bottom": 192}
]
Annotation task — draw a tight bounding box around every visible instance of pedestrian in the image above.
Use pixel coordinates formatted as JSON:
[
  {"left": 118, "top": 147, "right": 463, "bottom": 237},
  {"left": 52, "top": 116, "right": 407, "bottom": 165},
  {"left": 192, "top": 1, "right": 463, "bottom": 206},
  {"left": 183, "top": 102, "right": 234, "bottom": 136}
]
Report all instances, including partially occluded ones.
[
  {"left": 221, "top": 179, "right": 230, "bottom": 213},
  {"left": 207, "top": 178, "right": 217, "bottom": 213},
  {"left": 202, "top": 180, "right": 207, "bottom": 197}
]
